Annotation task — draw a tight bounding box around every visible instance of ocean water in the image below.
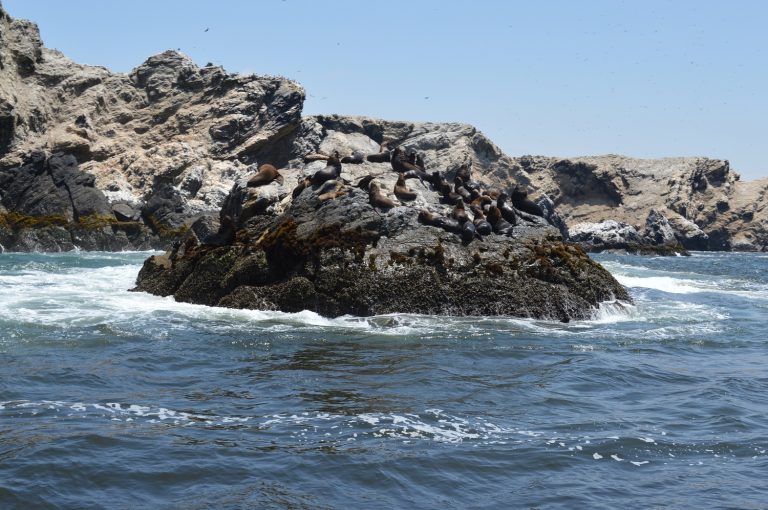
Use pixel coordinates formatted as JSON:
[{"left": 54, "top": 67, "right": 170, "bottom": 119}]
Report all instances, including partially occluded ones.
[{"left": 0, "top": 250, "right": 766, "bottom": 509}]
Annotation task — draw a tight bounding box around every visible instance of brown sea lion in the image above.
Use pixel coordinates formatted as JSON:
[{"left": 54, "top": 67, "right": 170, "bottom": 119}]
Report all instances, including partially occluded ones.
[
  {"left": 304, "top": 153, "right": 330, "bottom": 163},
  {"left": 487, "top": 205, "right": 513, "bottom": 235},
  {"left": 451, "top": 199, "right": 469, "bottom": 224},
  {"left": 247, "top": 164, "right": 283, "bottom": 187},
  {"left": 419, "top": 209, "right": 462, "bottom": 234},
  {"left": 292, "top": 177, "right": 311, "bottom": 198},
  {"left": 455, "top": 162, "right": 471, "bottom": 183},
  {"left": 439, "top": 182, "right": 463, "bottom": 205},
  {"left": 318, "top": 190, "right": 347, "bottom": 202},
  {"left": 394, "top": 173, "right": 418, "bottom": 200},
  {"left": 369, "top": 182, "right": 397, "bottom": 209},
  {"left": 418, "top": 208, "right": 439, "bottom": 226}
]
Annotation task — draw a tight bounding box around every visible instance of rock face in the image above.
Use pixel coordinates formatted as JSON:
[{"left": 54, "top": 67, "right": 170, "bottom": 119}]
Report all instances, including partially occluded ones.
[
  {"left": 0, "top": 4, "right": 303, "bottom": 251},
  {"left": 1, "top": 4, "right": 765, "bottom": 254},
  {"left": 134, "top": 116, "right": 630, "bottom": 320},
  {"left": 519, "top": 155, "right": 768, "bottom": 252}
]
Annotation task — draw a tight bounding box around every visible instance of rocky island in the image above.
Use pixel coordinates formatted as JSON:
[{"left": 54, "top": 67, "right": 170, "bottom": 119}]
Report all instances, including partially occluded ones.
[
  {"left": 132, "top": 122, "right": 630, "bottom": 320},
  {"left": 2, "top": 2, "right": 766, "bottom": 319}
]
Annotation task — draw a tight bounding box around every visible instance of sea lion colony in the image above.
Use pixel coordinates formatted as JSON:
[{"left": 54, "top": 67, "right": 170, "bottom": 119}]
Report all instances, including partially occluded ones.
[{"left": 240, "top": 141, "right": 548, "bottom": 246}]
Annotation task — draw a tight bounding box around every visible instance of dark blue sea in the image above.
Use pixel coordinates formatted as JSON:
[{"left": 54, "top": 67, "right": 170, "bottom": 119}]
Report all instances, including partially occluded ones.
[{"left": 1, "top": 251, "right": 766, "bottom": 509}]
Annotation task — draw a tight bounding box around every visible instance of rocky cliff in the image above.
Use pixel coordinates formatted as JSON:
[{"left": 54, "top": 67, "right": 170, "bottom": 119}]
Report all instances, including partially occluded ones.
[
  {"left": 518, "top": 155, "right": 768, "bottom": 252},
  {"left": 0, "top": 3, "right": 303, "bottom": 251},
  {"left": 1, "top": 3, "right": 765, "bottom": 254}
]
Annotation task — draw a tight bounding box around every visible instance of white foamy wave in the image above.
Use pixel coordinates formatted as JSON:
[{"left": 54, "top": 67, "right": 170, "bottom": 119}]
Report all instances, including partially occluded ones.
[
  {"left": 617, "top": 273, "right": 768, "bottom": 301},
  {"left": 588, "top": 300, "right": 638, "bottom": 324},
  {"left": 0, "top": 400, "right": 250, "bottom": 426},
  {"left": 0, "top": 261, "right": 450, "bottom": 335},
  {"left": 616, "top": 275, "right": 704, "bottom": 294}
]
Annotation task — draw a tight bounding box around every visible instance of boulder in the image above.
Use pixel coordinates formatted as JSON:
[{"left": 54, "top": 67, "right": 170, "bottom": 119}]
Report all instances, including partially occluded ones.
[
  {"left": 568, "top": 220, "right": 642, "bottom": 251},
  {"left": 642, "top": 209, "right": 677, "bottom": 245}
]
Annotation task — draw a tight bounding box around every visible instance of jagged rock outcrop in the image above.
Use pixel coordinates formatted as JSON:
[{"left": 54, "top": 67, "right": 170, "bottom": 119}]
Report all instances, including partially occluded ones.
[
  {"left": 519, "top": 155, "right": 768, "bottom": 251},
  {"left": 0, "top": 3, "right": 303, "bottom": 251},
  {"left": 568, "top": 209, "right": 688, "bottom": 255},
  {"left": 134, "top": 119, "right": 630, "bottom": 320}
]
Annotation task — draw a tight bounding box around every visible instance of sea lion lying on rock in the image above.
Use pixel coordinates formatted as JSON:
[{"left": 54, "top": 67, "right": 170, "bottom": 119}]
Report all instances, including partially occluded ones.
[{"left": 247, "top": 164, "right": 284, "bottom": 187}]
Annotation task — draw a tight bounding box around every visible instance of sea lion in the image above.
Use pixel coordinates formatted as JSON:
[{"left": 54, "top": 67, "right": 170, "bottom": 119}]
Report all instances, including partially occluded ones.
[
  {"left": 369, "top": 182, "right": 397, "bottom": 209},
  {"left": 455, "top": 162, "right": 471, "bottom": 183},
  {"left": 418, "top": 208, "right": 440, "bottom": 226},
  {"left": 415, "top": 154, "right": 426, "bottom": 171},
  {"left": 304, "top": 153, "right": 330, "bottom": 163},
  {"left": 511, "top": 185, "right": 544, "bottom": 217},
  {"left": 391, "top": 147, "right": 422, "bottom": 175},
  {"left": 460, "top": 221, "right": 477, "bottom": 244},
  {"left": 402, "top": 169, "right": 428, "bottom": 185},
  {"left": 394, "top": 173, "right": 418, "bottom": 200},
  {"left": 366, "top": 151, "right": 391, "bottom": 163},
  {"left": 454, "top": 176, "right": 472, "bottom": 202},
  {"left": 341, "top": 151, "right": 365, "bottom": 164},
  {"left": 247, "top": 164, "right": 284, "bottom": 187},
  {"left": 451, "top": 199, "right": 469, "bottom": 224},
  {"left": 310, "top": 152, "right": 342, "bottom": 186},
  {"left": 430, "top": 171, "right": 446, "bottom": 189},
  {"left": 318, "top": 190, "right": 347, "bottom": 202},
  {"left": 435, "top": 216, "right": 463, "bottom": 234},
  {"left": 487, "top": 205, "right": 513, "bottom": 235},
  {"left": 355, "top": 174, "right": 376, "bottom": 190},
  {"left": 366, "top": 142, "right": 391, "bottom": 163},
  {"left": 439, "top": 182, "right": 463, "bottom": 205},
  {"left": 470, "top": 206, "right": 493, "bottom": 236},
  {"left": 292, "top": 177, "right": 311, "bottom": 198},
  {"left": 469, "top": 189, "right": 484, "bottom": 208},
  {"left": 497, "top": 191, "right": 518, "bottom": 226},
  {"left": 419, "top": 209, "right": 463, "bottom": 235}
]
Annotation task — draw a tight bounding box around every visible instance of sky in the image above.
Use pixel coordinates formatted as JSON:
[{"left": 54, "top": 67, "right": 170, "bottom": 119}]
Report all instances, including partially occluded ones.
[{"left": 4, "top": 0, "right": 767, "bottom": 180}]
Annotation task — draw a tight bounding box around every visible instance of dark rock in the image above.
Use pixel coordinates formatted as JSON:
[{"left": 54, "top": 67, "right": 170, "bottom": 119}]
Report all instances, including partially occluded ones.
[
  {"left": 0, "top": 98, "right": 15, "bottom": 152},
  {"left": 0, "top": 152, "right": 110, "bottom": 221},
  {"left": 537, "top": 194, "right": 568, "bottom": 238},
  {"left": 642, "top": 209, "right": 677, "bottom": 245},
  {"left": 135, "top": 162, "right": 631, "bottom": 320},
  {"left": 141, "top": 184, "right": 188, "bottom": 231},
  {"left": 112, "top": 203, "right": 141, "bottom": 222}
]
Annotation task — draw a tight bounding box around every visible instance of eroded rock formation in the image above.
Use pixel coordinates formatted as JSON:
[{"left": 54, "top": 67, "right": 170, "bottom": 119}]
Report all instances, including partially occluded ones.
[{"left": 519, "top": 155, "right": 768, "bottom": 252}]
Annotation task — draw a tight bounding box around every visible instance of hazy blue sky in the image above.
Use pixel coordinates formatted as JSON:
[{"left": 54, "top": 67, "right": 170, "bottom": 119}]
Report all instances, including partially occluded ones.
[{"left": 4, "top": 0, "right": 767, "bottom": 179}]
